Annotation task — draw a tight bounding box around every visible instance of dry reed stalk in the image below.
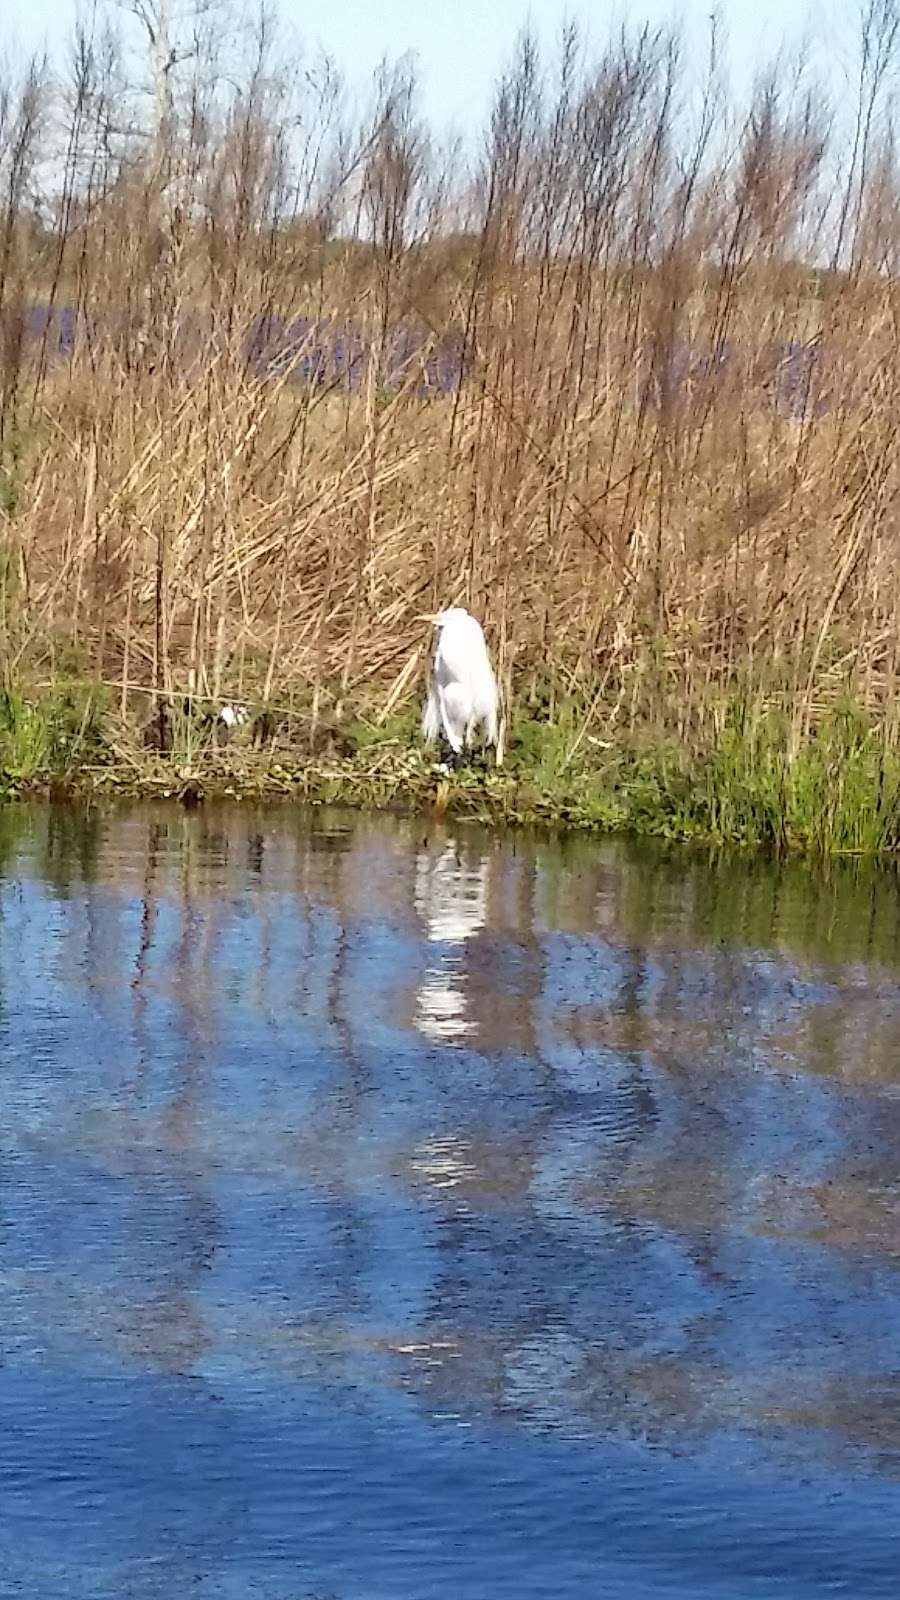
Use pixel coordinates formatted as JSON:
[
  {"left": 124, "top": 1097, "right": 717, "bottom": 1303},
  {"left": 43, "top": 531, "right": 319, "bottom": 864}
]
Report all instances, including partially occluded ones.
[{"left": 0, "top": 2, "right": 898, "bottom": 746}]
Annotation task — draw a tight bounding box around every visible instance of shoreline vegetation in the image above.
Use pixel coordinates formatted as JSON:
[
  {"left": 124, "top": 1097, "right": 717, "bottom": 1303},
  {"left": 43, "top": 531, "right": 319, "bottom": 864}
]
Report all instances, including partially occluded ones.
[
  {"left": 5, "top": 2, "right": 900, "bottom": 853},
  {"left": 6, "top": 684, "right": 900, "bottom": 856}
]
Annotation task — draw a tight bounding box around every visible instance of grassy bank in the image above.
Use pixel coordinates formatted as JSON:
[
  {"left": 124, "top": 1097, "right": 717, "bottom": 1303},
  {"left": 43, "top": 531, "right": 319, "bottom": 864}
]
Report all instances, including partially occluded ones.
[{"left": 5, "top": 680, "right": 900, "bottom": 856}]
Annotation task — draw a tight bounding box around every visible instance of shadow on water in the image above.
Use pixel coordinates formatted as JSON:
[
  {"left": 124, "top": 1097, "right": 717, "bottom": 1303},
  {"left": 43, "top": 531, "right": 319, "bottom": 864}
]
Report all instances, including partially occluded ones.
[{"left": 2, "top": 801, "right": 900, "bottom": 1597}]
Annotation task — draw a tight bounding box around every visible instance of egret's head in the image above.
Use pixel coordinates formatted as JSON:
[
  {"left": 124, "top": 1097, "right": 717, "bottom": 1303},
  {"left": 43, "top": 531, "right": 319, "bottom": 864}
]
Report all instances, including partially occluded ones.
[{"left": 431, "top": 606, "right": 471, "bottom": 631}]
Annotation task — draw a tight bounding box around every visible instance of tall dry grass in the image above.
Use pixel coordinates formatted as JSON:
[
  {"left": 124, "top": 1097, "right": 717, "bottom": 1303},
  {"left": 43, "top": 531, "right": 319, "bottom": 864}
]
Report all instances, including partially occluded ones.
[{"left": 3, "top": 0, "right": 900, "bottom": 758}]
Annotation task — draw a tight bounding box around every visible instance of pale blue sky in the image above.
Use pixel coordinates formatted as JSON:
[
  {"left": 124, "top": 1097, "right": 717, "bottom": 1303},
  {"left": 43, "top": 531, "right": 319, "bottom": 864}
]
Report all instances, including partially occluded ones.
[{"left": 11, "top": 0, "right": 849, "bottom": 133}]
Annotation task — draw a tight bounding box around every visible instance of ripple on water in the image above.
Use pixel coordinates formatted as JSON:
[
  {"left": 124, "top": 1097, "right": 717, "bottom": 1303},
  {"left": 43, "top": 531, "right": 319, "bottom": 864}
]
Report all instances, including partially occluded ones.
[{"left": 0, "top": 803, "right": 900, "bottom": 1598}]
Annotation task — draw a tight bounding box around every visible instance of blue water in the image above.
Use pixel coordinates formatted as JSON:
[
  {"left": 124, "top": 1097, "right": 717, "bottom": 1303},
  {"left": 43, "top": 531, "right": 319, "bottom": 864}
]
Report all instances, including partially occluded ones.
[
  {"left": 1, "top": 803, "right": 900, "bottom": 1597},
  {"left": 18, "top": 302, "right": 836, "bottom": 414}
]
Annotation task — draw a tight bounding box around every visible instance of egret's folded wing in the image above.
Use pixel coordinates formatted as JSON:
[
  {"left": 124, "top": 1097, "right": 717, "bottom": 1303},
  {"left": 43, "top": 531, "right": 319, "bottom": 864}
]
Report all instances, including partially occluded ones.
[{"left": 422, "top": 685, "right": 441, "bottom": 741}]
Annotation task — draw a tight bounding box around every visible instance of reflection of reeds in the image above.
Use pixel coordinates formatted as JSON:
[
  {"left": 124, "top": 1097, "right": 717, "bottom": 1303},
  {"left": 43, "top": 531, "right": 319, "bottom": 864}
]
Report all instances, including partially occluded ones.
[
  {"left": 7, "top": 803, "right": 900, "bottom": 1476},
  {"left": 1, "top": 1, "right": 900, "bottom": 769}
]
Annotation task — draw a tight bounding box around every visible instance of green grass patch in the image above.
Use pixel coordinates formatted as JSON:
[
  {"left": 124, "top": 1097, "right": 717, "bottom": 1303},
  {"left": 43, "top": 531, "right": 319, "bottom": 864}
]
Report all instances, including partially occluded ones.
[{"left": 1, "top": 677, "right": 899, "bottom": 857}]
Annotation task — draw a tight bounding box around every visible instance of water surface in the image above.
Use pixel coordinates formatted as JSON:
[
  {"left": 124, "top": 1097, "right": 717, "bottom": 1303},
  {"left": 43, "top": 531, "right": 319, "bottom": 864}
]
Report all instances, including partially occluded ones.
[{"left": 2, "top": 803, "right": 900, "bottom": 1597}]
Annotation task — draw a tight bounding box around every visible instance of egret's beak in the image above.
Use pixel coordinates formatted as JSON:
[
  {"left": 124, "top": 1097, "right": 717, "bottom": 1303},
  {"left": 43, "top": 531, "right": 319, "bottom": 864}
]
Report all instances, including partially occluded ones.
[{"left": 416, "top": 612, "right": 438, "bottom": 624}]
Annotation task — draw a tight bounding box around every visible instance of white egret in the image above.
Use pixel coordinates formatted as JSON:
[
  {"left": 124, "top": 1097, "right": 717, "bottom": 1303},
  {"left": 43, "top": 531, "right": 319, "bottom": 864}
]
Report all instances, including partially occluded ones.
[
  {"left": 215, "top": 703, "right": 249, "bottom": 746},
  {"left": 217, "top": 703, "right": 248, "bottom": 732},
  {"left": 420, "top": 606, "right": 501, "bottom": 764}
]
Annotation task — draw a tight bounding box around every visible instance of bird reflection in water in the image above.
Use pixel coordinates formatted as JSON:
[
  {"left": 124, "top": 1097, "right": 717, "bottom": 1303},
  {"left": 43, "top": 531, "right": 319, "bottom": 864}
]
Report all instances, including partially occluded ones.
[{"left": 413, "top": 839, "right": 488, "bottom": 1043}]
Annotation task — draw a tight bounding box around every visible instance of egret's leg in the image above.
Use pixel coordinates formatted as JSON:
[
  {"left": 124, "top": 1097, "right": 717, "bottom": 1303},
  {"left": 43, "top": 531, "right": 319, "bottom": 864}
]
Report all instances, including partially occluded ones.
[{"left": 439, "top": 695, "right": 464, "bottom": 766}]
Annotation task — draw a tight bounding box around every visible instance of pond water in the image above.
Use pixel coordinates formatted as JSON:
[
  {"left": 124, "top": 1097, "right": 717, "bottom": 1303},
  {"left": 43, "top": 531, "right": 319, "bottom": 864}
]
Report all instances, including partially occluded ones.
[{"left": 2, "top": 802, "right": 900, "bottom": 1597}]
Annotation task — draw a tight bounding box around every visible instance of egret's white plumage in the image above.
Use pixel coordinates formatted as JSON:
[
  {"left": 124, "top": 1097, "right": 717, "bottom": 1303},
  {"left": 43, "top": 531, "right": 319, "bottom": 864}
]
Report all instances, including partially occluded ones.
[
  {"left": 421, "top": 606, "right": 500, "bottom": 760},
  {"left": 218, "top": 703, "right": 248, "bottom": 731},
  {"left": 214, "top": 703, "right": 250, "bottom": 746}
]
